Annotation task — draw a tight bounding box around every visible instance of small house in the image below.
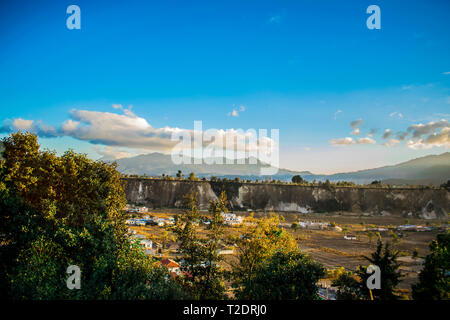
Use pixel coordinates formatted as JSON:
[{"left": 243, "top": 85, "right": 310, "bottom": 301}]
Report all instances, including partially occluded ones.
[{"left": 161, "top": 259, "right": 181, "bottom": 275}]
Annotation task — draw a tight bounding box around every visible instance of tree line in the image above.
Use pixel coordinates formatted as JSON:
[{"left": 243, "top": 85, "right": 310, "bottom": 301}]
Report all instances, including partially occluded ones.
[{"left": 122, "top": 172, "right": 445, "bottom": 190}]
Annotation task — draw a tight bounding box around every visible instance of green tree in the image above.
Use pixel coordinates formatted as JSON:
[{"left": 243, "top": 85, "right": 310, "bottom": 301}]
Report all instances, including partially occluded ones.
[
  {"left": 291, "top": 175, "right": 304, "bottom": 184},
  {"left": 333, "top": 240, "right": 402, "bottom": 300},
  {"left": 1, "top": 132, "right": 126, "bottom": 227},
  {"left": 238, "top": 250, "right": 325, "bottom": 300},
  {"left": 201, "top": 191, "right": 228, "bottom": 299},
  {"left": 412, "top": 233, "right": 450, "bottom": 300},
  {"left": 0, "top": 132, "right": 184, "bottom": 299},
  {"left": 173, "top": 191, "right": 227, "bottom": 299},
  {"left": 232, "top": 215, "right": 298, "bottom": 299},
  {"left": 188, "top": 172, "right": 196, "bottom": 181},
  {"left": 332, "top": 271, "right": 362, "bottom": 300},
  {"left": 360, "top": 240, "right": 402, "bottom": 300}
]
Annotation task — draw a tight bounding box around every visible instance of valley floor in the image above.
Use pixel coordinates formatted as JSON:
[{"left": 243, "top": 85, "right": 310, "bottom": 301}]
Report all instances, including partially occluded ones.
[{"left": 128, "top": 209, "right": 448, "bottom": 299}]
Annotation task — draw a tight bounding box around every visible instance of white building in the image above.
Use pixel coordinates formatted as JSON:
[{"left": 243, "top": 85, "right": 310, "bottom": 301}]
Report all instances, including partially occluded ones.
[
  {"left": 298, "top": 221, "right": 328, "bottom": 230},
  {"left": 135, "top": 220, "right": 146, "bottom": 226},
  {"left": 221, "top": 212, "right": 243, "bottom": 226},
  {"left": 218, "top": 249, "right": 234, "bottom": 255},
  {"left": 140, "top": 239, "right": 153, "bottom": 249}
]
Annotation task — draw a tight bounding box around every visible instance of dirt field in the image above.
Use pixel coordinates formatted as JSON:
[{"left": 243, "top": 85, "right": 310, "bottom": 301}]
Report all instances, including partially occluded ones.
[{"left": 129, "top": 209, "right": 448, "bottom": 298}]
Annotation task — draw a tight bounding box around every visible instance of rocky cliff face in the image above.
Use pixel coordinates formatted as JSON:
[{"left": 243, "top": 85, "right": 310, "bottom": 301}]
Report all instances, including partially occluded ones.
[{"left": 123, "top": 178, "right": 450, "bottom": 219}]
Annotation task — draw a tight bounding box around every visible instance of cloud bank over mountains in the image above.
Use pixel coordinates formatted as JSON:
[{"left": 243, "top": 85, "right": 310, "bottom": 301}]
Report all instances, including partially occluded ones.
[{"left": 0, "top": 105, "right": 275, "bottom": 160}]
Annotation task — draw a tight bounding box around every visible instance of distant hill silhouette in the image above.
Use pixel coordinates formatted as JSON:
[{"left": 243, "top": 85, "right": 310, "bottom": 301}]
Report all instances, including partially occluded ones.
[
  {"left": 104, "top": 152, "right": 308, "bottom": 178},
  {"left": 305, "top": 152, "right": 450, "bottom": 185},
  {"left": 105, "top": 152, "right": 450, "bottom": 185}
]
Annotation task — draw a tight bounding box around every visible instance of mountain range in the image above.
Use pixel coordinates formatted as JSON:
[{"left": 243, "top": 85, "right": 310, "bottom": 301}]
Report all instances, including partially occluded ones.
[{"left": 105, "top": 152, "right": 450, "bottom": 186}]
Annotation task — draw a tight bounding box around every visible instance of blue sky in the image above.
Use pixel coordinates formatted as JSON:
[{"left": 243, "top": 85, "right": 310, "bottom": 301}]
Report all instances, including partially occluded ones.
[{"left": 0, "top": 0, "right": 449, "bottom": 173}]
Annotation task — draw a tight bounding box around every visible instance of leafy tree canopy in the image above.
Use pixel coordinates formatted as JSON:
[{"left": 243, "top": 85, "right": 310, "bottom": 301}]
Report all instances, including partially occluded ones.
[
  {"left": 412, "top": 232, "right": 450, "bottom": 300},
  {"left": 0, "top": 132, "right": 184, "bottom": 299}
]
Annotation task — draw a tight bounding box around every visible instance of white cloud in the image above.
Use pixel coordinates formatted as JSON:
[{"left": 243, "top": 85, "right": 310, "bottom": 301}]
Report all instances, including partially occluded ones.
[
  {"left": 383, "top": 139, "right": 400, "bottom": 147},
  {"left": 228, "top": 105, "right": 246, "bottom": 117},
  {"left": 356, "top": 137, "right": 376, "bottom": 145},
  {"left": 442, "top": 71, "right": 450, "bottom": 75},
  {"left": 389, "top": 111, "right": 403, "bottom": 119},
  {"left": 350, "top": 128, "right": 360, "bottom": 135},
  {"left": 61, "top": 119, "right": 79, "bottom": 132},
  {"left": 329, "top": 136, "right": 376, "bottom": 146},
  {"left": 406, "top": 125, "right": 450, "bottom": 150},
  {"left": 2, "top": 106, "right": 274, "bottom": 158},
  {"left": 94, "top": 146, "right": 133, "bottom": 160},
  {"left": 228, "top": 109, "right": 239, "bottom": 117},
  {"left": 0, "top": 118, "right": 57, "bottom": 137},
  {"left": 59, "top": 109, "right": 180, "bottom": 152},
  {"left": 330, "top": 118, "right": 377, "bottom": 146},
  {"left": 330, "top": 117, "right": 448, "bottom": 149},
  {"left": 12, "top": 118, "right": 34, "bottom": 131},
  {"left": 330, "top": 137, "right": 355, "bottom": 146},
  {"left": 407, "top": 119, "right": 449, "bottom": 138}
]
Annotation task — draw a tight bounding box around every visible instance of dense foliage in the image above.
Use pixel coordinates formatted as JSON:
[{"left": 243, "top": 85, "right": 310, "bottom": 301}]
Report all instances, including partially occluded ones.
[
  {"left": 231, "top": 214, "right": 324, "bottom": 299},
  {"left": 0, "top": 132, "right": 184, "bottom": 299},
  {"left": 332, "top": 240, "right": 402, "bottom": 300},
  {"left": 412, "top": 232, "right": 450, "bottom": 300},
  {"left": 237, "top": 249, "right": 325, "bottom": 300}
]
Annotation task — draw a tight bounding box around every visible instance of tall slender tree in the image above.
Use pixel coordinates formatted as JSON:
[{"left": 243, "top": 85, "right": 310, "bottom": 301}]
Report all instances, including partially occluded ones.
[{"left": 174, "top": 191, "right": 227, "bottom": 299}]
